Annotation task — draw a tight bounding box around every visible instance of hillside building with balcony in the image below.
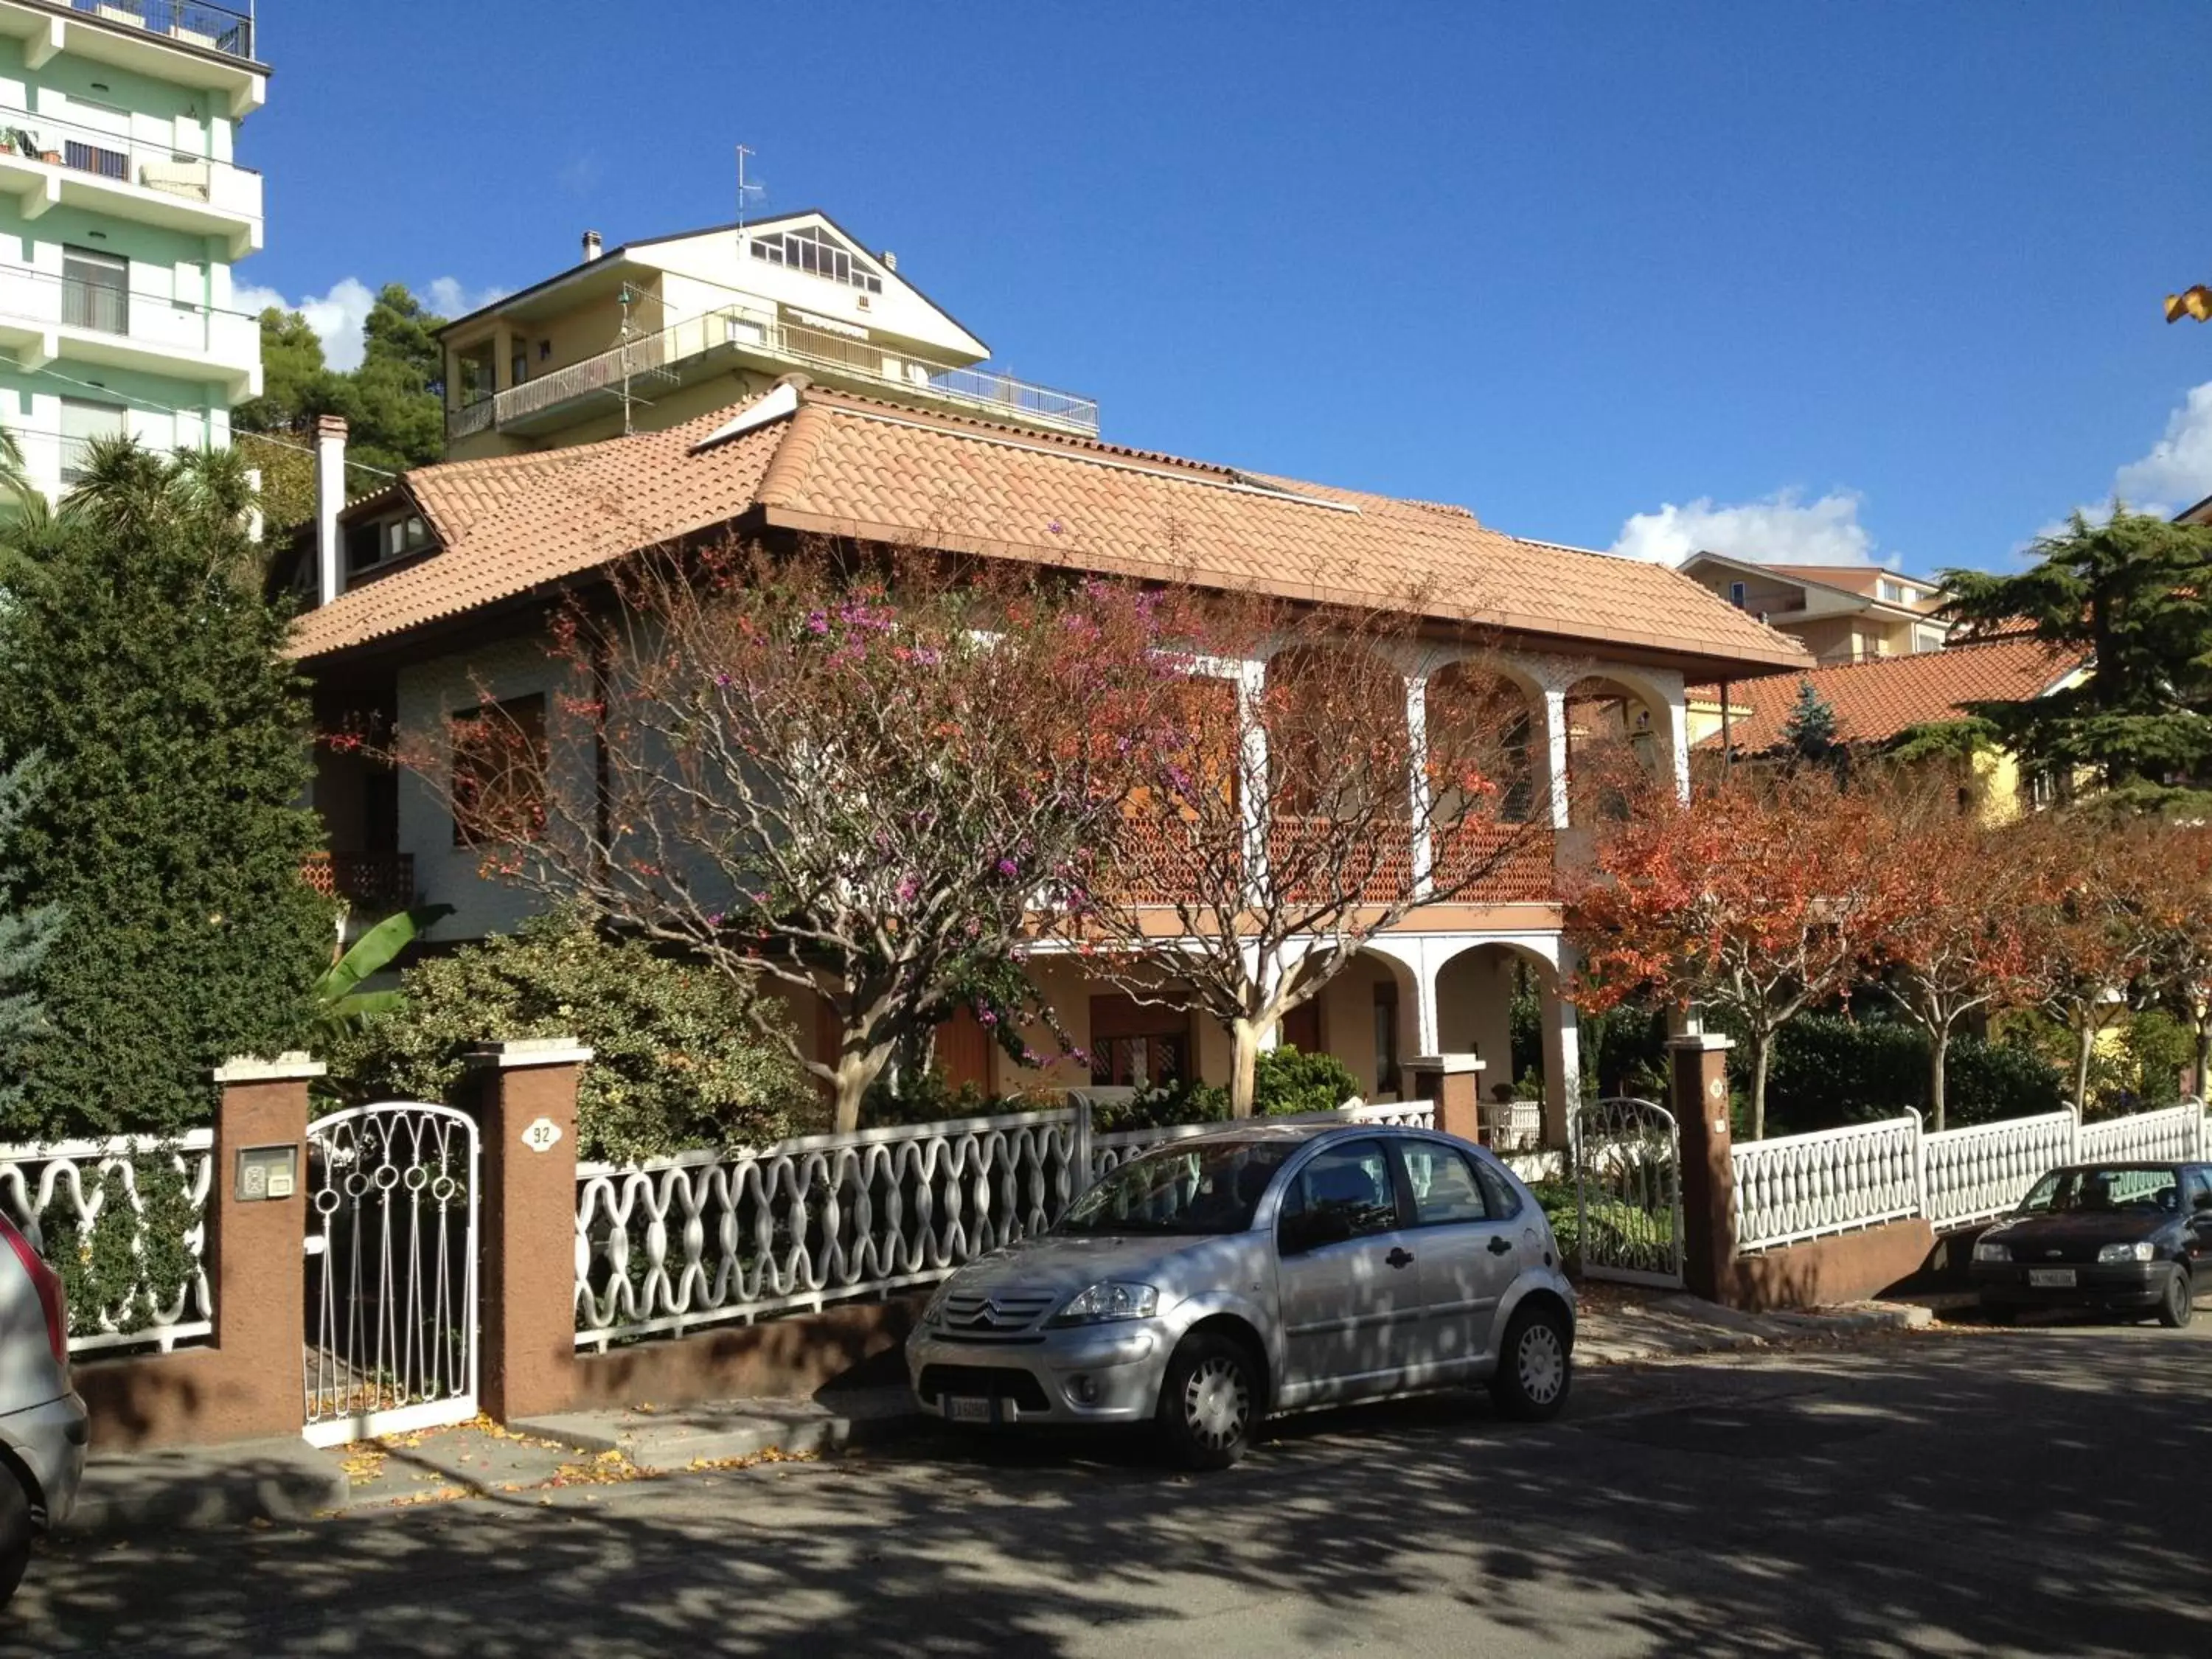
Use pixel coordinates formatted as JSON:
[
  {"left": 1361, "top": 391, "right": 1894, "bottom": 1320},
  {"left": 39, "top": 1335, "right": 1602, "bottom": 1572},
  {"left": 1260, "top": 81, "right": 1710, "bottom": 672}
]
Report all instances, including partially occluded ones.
[
  {"left": 0, "top": 0, "right": 262, "bottom": 501},
  {"left": 1680, "top": 550, "right": 1950, "bottom": 665},
  {"left": 438, "top": 211, "right": 1097, "bottom": 462}
]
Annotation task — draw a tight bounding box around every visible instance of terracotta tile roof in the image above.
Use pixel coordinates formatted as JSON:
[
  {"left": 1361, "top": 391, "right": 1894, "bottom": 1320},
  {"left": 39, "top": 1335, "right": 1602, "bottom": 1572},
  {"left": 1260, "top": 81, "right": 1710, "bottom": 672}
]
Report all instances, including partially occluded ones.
[
  {"left": 289, "top": 386, "right": 1813, "bottom": 677},
  {"left": 1694, "top": 634, "right": 2085, "bottom": 753}
]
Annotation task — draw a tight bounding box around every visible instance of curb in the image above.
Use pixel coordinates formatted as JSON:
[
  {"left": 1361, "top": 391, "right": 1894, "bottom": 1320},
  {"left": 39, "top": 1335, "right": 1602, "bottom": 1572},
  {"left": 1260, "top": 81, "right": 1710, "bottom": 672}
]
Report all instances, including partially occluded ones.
[
  {"left": 514, "top": 1389, "right": 926, "bottom": 1473},
  {"left": 58, "top": 1440, "right": 349, "bottom": 1539}
]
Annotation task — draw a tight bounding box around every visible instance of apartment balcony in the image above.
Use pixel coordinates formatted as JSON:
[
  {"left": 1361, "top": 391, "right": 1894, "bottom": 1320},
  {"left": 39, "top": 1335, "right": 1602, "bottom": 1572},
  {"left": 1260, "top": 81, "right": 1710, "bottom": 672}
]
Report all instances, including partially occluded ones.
[
  {"left": 301, "top": 852, "right": 415, "bottom": 914},
  {"left": 448, "top": 301, "right": 1100, "bottom": 445},
  {"left": 0, "top": 103, "right": 262, "bottom": 254},
  {"left": 0, "top": 262, "right": 260, "bottom": 393},
  {"left": 0, "top": 4, "right": 264, "bottom": 117}
]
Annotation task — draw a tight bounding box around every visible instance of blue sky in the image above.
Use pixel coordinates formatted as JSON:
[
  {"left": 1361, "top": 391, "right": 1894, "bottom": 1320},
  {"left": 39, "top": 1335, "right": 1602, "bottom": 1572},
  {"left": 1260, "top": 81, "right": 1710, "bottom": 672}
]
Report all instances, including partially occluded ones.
[{"left": 240, "top": 1, "right": 2212, "bottom": 574}]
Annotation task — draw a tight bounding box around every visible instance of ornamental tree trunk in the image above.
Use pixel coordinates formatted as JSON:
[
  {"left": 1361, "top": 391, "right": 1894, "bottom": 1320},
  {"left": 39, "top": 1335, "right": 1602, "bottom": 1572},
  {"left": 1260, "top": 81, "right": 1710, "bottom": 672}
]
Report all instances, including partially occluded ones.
[
  {"left": 1747, "top": 1032, "right": 1771, "bottom": 1141},
  {"left": 828, "top": 1037, "right": 894, "bottom": 1135},
  {"left": 2193, "top": 1004, "right": 2211, "bottom": 1102},
  {"left": 1928, "top": 1023, "right": 1951, "bottom": 1134},
  {"left": 2073, "top": 1018, "right": 2096, "bottom": 1118},
  {"left": 1230, "top": 1016, "right": 1264, "bottom": 1118}
]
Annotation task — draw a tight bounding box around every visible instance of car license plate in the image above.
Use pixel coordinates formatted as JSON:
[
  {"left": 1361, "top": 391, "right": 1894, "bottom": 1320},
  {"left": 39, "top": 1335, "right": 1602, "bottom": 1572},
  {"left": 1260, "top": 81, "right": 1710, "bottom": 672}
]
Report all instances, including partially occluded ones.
[
  {"left": 945, "top": 1396, "right": 994, "bottom": 1424},
  {"left": 2028, "top": 1268, "right": 2076, "bottom": 1288}
]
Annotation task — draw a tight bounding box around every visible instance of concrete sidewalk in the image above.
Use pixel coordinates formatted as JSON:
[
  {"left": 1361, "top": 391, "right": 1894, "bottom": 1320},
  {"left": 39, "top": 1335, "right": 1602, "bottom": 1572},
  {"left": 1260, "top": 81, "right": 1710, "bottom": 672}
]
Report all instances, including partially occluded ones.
[{"left": 58, "top": 1294, "right": 1928, "bottom": 1538}]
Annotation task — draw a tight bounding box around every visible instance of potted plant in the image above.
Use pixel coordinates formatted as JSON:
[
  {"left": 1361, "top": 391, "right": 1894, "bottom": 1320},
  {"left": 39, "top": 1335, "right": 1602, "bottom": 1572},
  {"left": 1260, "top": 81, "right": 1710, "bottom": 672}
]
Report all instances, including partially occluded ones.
[{"left": 1, "top": 129, "right": 38, "bottom": 161}]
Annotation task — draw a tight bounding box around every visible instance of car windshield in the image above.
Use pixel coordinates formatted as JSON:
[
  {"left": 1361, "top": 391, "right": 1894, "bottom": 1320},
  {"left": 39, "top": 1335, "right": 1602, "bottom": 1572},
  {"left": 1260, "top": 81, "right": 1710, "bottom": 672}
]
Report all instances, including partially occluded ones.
[
  {"left": 2019, "top": 1166, "right": 2180, "bottom": 1216},
  {"left": 1057, "top": 1139, "right": 1298, "bottom": 1237}
]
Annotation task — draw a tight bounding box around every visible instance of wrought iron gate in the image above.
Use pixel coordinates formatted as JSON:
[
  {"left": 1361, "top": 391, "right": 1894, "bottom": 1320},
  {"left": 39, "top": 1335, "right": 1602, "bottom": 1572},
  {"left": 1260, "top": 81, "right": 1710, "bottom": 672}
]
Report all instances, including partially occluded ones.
[
  {"left": 1571, "top": 1096, "right": 1685, "bottom": 1289},
  {"left": 302, "top": 1102, "right": 479, "bottom": 1447}
]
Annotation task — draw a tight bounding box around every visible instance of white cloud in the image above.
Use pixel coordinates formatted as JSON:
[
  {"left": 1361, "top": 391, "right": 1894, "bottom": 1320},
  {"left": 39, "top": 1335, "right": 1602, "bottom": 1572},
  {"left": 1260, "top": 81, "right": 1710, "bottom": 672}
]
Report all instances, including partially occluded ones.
[
  {"left": 2110, "top": 380, "right": 2212, "bottom": 519},
  {"left": 234, "top": 276, "right": 506, "bottom": 373},
  {"left": 1608, "top": 488, "right": 1883, "bottom": 568}
]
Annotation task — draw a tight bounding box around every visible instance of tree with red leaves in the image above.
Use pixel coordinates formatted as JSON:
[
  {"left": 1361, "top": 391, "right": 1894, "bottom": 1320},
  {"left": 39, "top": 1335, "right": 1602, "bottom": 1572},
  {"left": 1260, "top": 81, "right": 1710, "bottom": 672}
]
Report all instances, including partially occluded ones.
[
  {"left": 1861, "top": 787, "right": 2037, "bottom": 1130},
  {"left": 432, "top": 539, "right": 1192, "bottom": 1133},
  {"left": 1065, "top": 595, "right": 1548, "bottom": 1117},
  {"left": 1566, "top": 771, "right": 1891, "bottom": 1138}
]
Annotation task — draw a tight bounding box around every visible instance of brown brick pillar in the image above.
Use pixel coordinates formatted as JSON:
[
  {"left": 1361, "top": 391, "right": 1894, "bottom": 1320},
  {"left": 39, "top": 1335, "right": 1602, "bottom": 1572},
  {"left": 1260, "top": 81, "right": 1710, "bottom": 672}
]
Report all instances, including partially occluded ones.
[
  {"left": 208, "top": 1054, "right": 319, "bottom": 1439},
  {"left": 1408, "top": 1054, "right": 1486, "bottom": 1142},
  {"left": 1669, "top": 1032, "right": 1737, "bottom": 1301},
  {"left": 470, "top": 1038, "right": 591, "bottom": 1424}
]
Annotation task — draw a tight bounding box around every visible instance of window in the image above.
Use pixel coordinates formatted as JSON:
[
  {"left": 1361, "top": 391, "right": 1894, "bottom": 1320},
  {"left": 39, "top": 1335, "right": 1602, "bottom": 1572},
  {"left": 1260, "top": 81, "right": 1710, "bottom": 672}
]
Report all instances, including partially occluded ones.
[
  {"left": 2185, "top": 1169, "right": 2212, "bottom": 1214},
  {"left": 749, "top": 223, "right": 885, "bottom": 294},
  {"left": 62, "top": 245, "right": 128, "bottom": 335},
  {"left": 1088, "top": 995, "right": 1191, "bottom": 1088},
  {"left": 1277, "top": 1140, "right": 1401, "bottom": 1246},
  {"left": 509, "top": 339, "right": 528, "bottom": 386},
  {"left": 1373, "top": 983, "right": 1401, "bottom": 1097},
  {"left": 1728, "top": 580, "right": 1747, "bottom": 608},
  {"left": 450, "top": 693, "right": 547, "bottom": 847},
  {"left": 58, "top": 396, "right": 125, "bottom": 482},
  {"left": 348, "top": 515, "right": 431, "bottom": 577},
  {"left": 1913, "top": 625, "right": 1945, "bottom": 654},
  {"left": 1399, "top": 1143, "right": 1489, "bottom": 1226},
  {"left": 1472, "top": 1158, "right": 1524, "bottom": 1220}
]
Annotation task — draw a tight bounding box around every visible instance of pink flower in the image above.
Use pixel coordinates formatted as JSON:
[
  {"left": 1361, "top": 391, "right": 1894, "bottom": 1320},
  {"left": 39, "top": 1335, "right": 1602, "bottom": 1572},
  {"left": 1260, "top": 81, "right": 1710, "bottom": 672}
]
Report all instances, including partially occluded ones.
[{"left": 995, "top": 858, "right": 1020, "bottom": 878}]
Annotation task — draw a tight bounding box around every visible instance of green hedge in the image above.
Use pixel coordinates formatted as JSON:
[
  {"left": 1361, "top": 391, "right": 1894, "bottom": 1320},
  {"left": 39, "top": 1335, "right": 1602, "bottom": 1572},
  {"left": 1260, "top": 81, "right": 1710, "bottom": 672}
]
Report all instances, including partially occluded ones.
[{"left": 1742, "top": 1013, "right": 2065, "bottom": 1135}]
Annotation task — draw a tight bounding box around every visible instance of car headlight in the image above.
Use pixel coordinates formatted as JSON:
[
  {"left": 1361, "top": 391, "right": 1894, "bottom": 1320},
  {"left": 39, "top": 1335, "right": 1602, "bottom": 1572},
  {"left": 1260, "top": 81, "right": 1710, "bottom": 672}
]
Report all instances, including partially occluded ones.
[
  {"left": 2098, "top": 1241, "right": 2156, "bottom": 1264},
  {"left": 1048, "top": 1281, "right": 1159, "bottom": 1326},
  {"left": 1972, "top": 1240, "right": 2010, "bottom": 1264}
]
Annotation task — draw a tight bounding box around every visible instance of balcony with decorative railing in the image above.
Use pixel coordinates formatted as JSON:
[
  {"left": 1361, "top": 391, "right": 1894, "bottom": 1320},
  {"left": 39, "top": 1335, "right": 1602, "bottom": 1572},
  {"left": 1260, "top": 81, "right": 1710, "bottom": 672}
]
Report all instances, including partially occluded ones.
[
  {"left": 300, "top": 852, "right": 414, "bottom": 913},
  {"left": 63, "top": 1, "right": 257, "bottom": 62},
  {"left": 448, "top": 299, "right": 1099, "bottom": 444},
  {"left": 1105, "top": 818, "right": 1557, "bottom": 910}
]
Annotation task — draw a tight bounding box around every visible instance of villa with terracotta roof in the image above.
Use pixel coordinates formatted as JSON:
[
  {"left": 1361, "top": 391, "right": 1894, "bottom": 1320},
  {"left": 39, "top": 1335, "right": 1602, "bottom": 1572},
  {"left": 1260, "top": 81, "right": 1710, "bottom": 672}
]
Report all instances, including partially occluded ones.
[
  {"left": 1679, "top": 549, "right": 1952, "bottom": 664},
  {"left": 1693, "top": 627, "right": 2087, "bottom": 817},
  {"left": 279, "top": 215, "right": 1814, "bottom": 1142}
]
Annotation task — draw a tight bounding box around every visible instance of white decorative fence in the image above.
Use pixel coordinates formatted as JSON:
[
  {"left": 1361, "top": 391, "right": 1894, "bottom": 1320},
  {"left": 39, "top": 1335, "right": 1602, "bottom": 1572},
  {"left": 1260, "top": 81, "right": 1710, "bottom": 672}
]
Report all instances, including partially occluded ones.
[
  {"left": 574, "top": 1096, "right": 1434, "bottom": 1351},
  {"left": 1732, "top": 1114, "right": 1925, "bottom": 1252},
  {"left": 1734, "top": 1100, "right": 2208, "bottom": 1253},
  {"left": 0, "top": 1130, "right": 216, "bottom": 1354}
]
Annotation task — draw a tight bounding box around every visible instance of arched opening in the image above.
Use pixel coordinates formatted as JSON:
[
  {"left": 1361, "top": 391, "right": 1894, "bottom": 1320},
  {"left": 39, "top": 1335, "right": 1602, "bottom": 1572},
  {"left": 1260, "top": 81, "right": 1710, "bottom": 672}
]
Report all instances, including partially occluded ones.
[
  {"left": 1426, "top": 662, "right": 1541, "bottom": 824},
  {"left": 1434, "top": 939, "right": 1572, "bottom": 1148},
  {"left": 1293, "top": 946, "right": 1422, "bottom": 1101},
  {"left": 1564, "top": 673, "right": 1674, "bottom": 826},
  {"left": 1262, "top": 644, "right": 1408, "bottom": 820}
]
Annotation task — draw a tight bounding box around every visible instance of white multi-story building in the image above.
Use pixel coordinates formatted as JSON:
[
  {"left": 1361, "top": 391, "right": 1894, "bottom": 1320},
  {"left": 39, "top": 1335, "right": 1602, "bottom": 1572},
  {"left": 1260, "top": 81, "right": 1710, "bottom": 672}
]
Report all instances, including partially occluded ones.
[{"left": 0, "top": 1, "right": 263, "bottom": 501}]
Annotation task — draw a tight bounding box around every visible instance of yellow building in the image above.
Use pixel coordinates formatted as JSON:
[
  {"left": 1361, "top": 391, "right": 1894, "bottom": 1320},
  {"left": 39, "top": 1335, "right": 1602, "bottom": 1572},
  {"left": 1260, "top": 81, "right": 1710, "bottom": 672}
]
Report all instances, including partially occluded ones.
[{"left": 1679, "top": 552, "right": 1950, "bottom": 664}]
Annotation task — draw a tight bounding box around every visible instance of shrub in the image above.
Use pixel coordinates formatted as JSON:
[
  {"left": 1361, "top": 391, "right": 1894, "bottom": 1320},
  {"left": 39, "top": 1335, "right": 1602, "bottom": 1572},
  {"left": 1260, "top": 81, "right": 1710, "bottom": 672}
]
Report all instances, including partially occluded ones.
[
  {"left": 1742, "top": 1012, "right": 2065, "bottom": 1135},
  {"left": 1251, "top": 1045, "right": 1362, "bottom": 1116},
  {"left": 0, "top": 449, "right": 330, "bottom": 1139},
  {"left": 324, "top": 912, "right": 819, "bottom": 1162}
]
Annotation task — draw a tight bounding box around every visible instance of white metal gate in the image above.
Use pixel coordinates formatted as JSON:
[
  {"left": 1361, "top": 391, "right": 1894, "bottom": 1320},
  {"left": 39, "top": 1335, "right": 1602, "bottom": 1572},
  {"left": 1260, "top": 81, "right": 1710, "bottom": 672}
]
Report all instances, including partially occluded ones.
[
  {"left": 302, "top": 1102, "right": 479, "bottom": 1447},
  {"left": 1572, "top": 1096, "right": 1686, "bottom": 1289}
]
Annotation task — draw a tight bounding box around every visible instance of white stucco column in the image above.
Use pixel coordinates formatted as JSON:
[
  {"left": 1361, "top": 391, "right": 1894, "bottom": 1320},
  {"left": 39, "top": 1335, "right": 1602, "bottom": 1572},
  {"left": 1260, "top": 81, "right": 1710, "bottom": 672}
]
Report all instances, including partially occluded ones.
[
  {"left": 1405, "top": 672, "right": 1433, "bottom": 898},
  {"left": 1541, "top": 684, "right": 1572, "bottom": 830},
  {"left": 1666, "top": 691, "right": 1691, "bottom": 803},
  {"left": 1236, "top": 658, "right": 1270, "bottom": 906},
  {"left": 1540, "top": 979, "right": 1582, "bottom": 1150}
]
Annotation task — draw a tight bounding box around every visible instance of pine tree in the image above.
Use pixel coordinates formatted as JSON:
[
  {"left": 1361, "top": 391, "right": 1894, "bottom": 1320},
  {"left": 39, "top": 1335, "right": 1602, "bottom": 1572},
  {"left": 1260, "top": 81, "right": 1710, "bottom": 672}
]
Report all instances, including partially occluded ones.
[
  {"left": 0, "top": 440, "right": 330, "bottom": 1138},
  {"left": 1781, "top": 678, "right": 1840, "bottom": 764},
  {"left": 1941, "top": 509, "right": 2212, "bottom": 813}
]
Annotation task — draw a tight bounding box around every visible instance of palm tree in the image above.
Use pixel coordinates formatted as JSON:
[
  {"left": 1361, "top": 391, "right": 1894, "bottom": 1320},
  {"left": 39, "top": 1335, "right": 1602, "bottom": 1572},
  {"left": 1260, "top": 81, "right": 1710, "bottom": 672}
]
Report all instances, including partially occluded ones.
[{"left": 51, "top": 435, "right": 260, "bottom": 583}]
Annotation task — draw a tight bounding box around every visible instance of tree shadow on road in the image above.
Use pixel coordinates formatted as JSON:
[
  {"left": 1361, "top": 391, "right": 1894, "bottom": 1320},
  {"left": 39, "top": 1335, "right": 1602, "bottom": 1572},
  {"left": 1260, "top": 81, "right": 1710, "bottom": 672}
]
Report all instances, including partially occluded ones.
[{"left": 10, "top": 1329, "right": 2209, "bottom": 1657}]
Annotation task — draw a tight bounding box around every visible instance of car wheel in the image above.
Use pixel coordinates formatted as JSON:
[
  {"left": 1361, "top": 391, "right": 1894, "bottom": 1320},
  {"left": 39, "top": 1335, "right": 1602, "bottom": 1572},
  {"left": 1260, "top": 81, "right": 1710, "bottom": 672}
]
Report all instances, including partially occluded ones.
[
  {"left": 0, "top": 1468, "right": 31, "bottom": 1607},
  {"left": 1490, "top": 1301, "right": 1573, "bottom": 1422},
  {"left": 1156, "top": 1330, "right": 1258, "bottom": 1471},
  {"left": 1978, "top": 1297, "right": 2015, "bottom": 1326},
  {"left": 2157, "top": 1265, "right": 2194, "bottom": 1330}
]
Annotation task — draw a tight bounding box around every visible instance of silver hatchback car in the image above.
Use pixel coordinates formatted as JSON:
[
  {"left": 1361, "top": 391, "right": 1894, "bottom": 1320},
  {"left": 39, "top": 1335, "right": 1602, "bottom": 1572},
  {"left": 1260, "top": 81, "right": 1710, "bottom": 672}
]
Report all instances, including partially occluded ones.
[{"left": 906, "top": 1122, "right": 1576, "bottom": 1467}]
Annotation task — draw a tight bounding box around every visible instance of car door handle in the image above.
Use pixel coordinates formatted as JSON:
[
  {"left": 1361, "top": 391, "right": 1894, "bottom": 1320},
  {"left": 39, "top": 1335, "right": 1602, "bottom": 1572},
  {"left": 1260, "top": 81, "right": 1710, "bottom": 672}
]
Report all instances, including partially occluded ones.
[
  {"left": 1385, "top": 1247, "right": 1416, "bottom": 1270},
  {"left": 1486, "top": 1236, "right": 1513, "bottom": 1256}
]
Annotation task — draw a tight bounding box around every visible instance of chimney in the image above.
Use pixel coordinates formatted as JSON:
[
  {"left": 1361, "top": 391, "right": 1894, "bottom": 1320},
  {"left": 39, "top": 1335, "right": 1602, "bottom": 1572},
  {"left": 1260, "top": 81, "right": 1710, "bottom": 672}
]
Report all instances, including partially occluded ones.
[
  {"left": 315, "top": 414, "right": 347, "bottom": 608},
  {"left": 582, "top": 229, "right": 603, "bottom": 262},
  {"left": 880, "top": 250, "right": 897, "bottom": 271}
]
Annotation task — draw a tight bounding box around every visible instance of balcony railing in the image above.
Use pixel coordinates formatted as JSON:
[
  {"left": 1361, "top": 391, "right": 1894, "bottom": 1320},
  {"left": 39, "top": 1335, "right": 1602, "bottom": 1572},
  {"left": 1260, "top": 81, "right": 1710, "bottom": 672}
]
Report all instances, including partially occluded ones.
[
  {"left": 451, "top": 300, "right": 1100, "bottom": 442},
  {"left": 68, "top": 1, "right": 257, "bottom": 61},
  {"left": 301, "top": 852, "right": 416, "bottom": 913},
  {"left": 1106, "top": 819, "right": 1557, "bottom": 908},
  {"left": 0, "top": 261, "right": 259, "bottom": 367},
  {"left": 0, "top": 102, "right": 262, "bottom": 217}
]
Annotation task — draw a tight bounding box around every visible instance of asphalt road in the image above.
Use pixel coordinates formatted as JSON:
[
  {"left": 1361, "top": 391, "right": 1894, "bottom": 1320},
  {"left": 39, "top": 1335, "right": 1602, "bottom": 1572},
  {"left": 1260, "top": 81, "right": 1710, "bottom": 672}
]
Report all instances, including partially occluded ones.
[{"left": 10, "top": 1318, "right": 2211, "bottom": 1658}]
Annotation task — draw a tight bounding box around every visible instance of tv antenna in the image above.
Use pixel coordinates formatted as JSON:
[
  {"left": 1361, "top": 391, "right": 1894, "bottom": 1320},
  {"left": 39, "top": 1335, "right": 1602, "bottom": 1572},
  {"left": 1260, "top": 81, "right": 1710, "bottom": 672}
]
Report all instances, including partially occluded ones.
[{"left": 736, "top": 145, "right": 765, "bottom": 235}]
